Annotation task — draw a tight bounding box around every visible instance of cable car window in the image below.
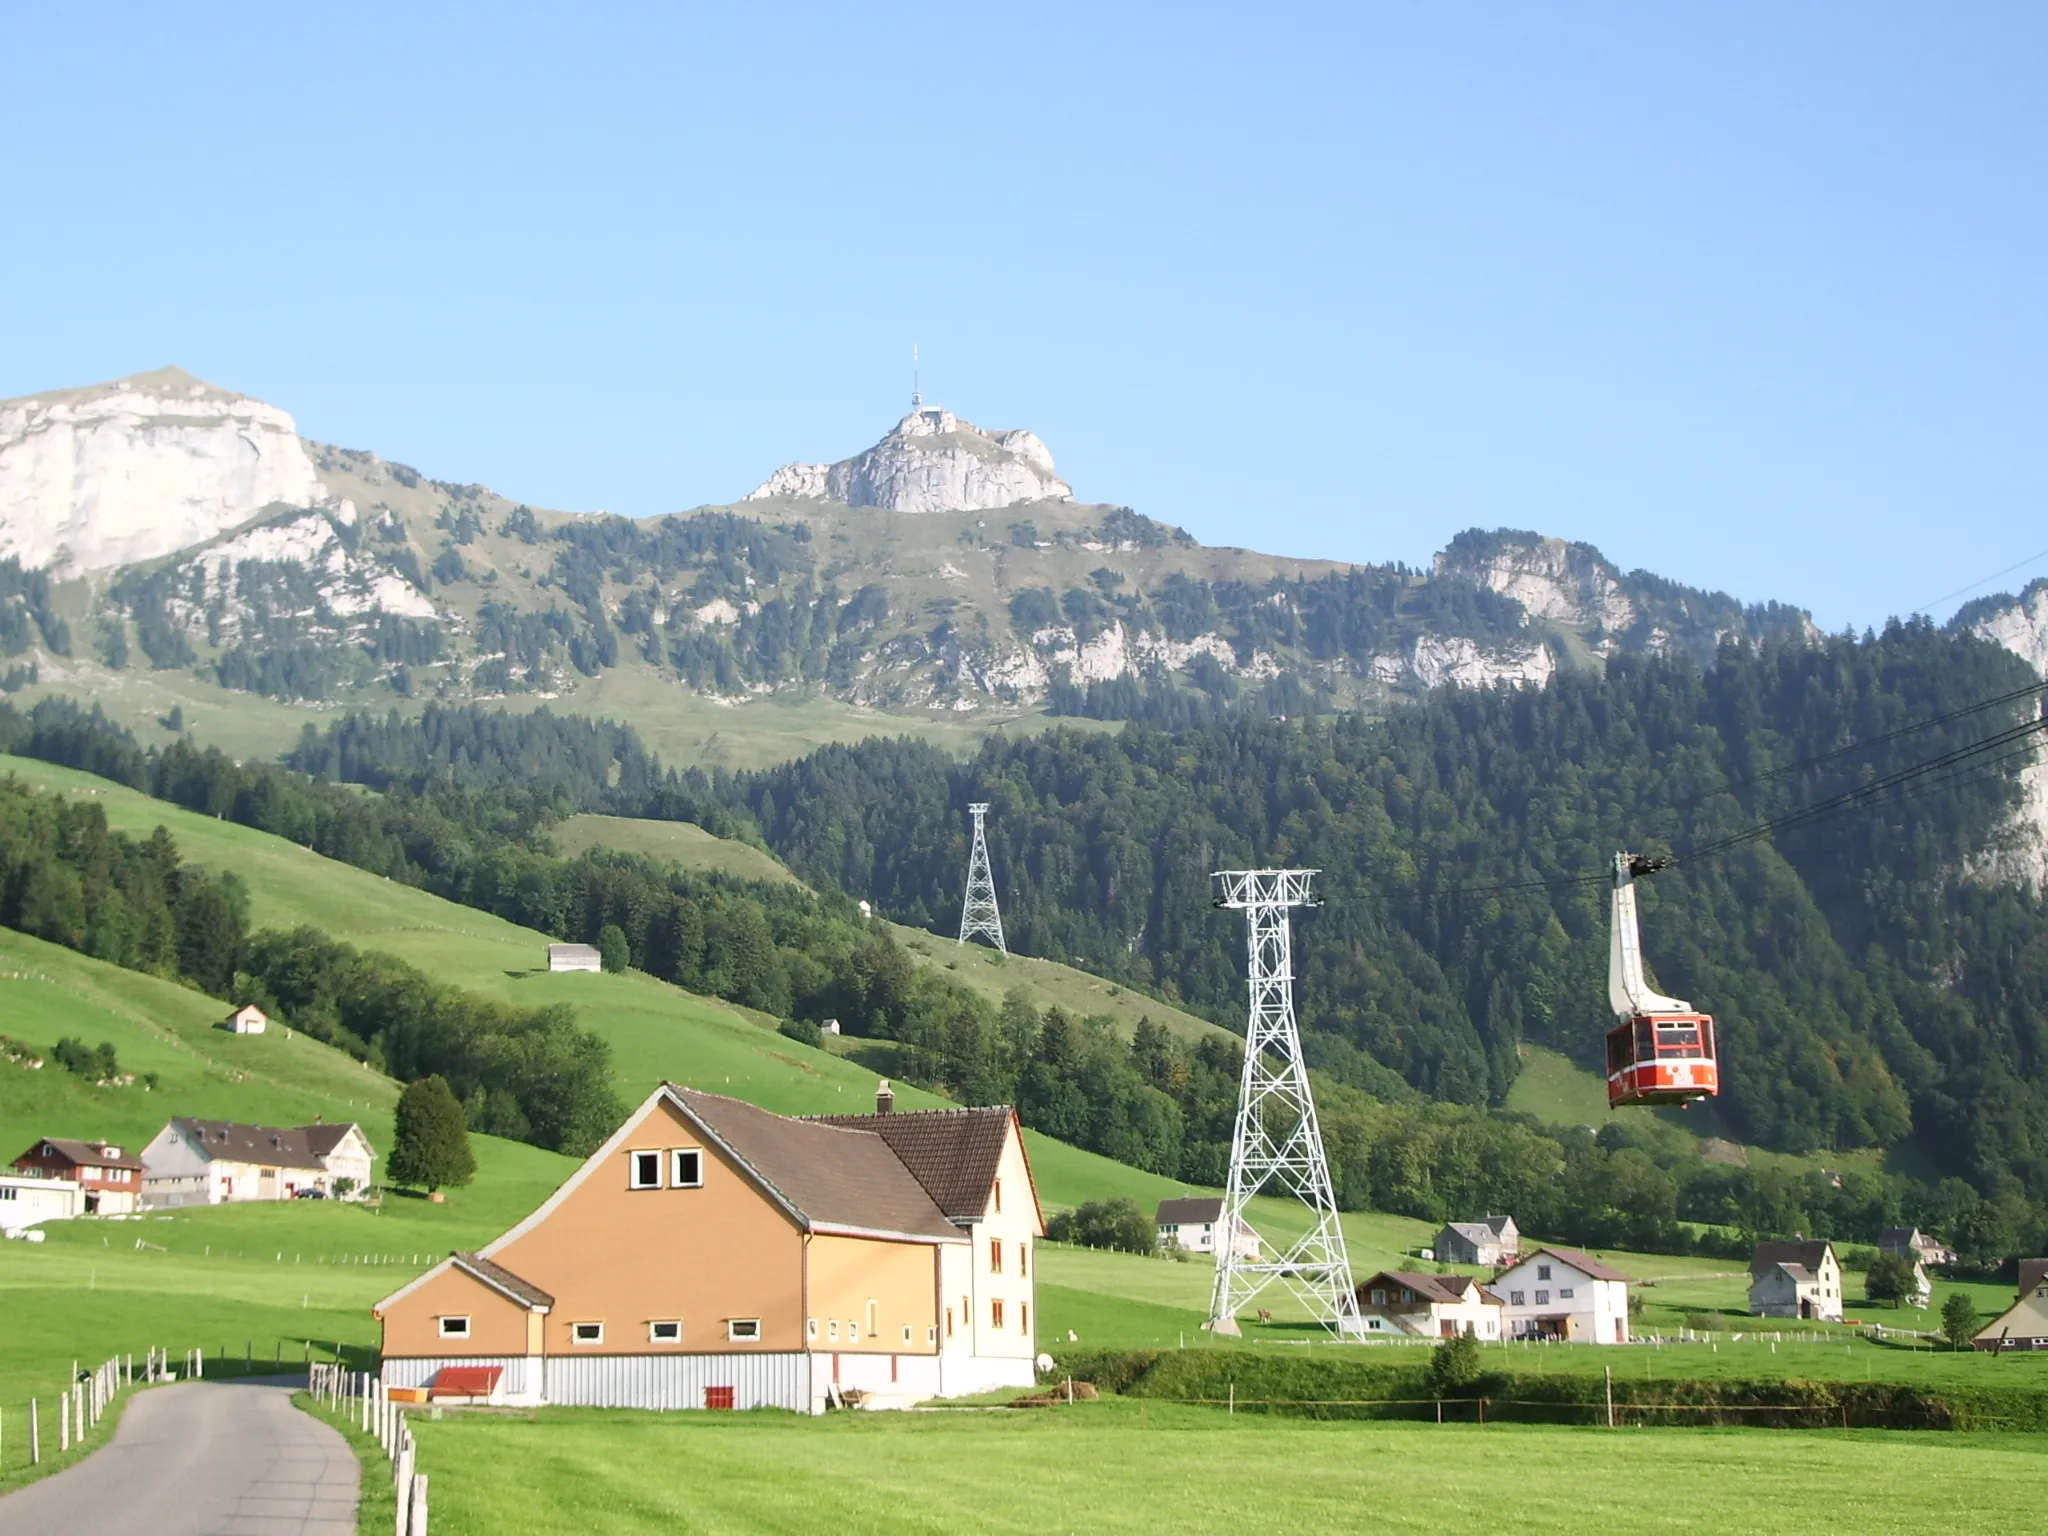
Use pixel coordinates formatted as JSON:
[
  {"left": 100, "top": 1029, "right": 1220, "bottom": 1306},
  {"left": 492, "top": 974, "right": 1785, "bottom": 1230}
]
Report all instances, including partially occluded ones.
[{"left": 1654, "top": 1022, "right": 1702, "bottom": 1058}]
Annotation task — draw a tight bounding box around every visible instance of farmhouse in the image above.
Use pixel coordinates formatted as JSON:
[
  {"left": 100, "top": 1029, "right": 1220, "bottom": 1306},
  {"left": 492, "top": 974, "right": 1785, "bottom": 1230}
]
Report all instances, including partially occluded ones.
[
  {"left": 1154, "top": 1196, "right": 1260, "bottom": 1259},
  {"left": 547, "top": 943, "right": 602, "bottom": 973},
  {"left": 374, "top": 1082, "right": 1043, "bottom": 1412},
  {"left": 10, "top": 1137, "right": 143, "bottom": 1215},
  {"left": 1748, "top": 1239, "right": 1843, "bottom": 1321},
  {"left": 222, "top": 1004, "right": 268, "bottom": 1034},
  {"left": 0, "top": 1173, "right": 82, "bottom": 1231},
  {"left": 1435, "top": 1214, "right": 1519, "bottom": 1267},
  {"left": 1494, "top": 1247, "right": 1631, "bottom": 1343},
  {"left": 1878, "top": 1226, "right": 1955, "bottom": 1268},
  {"left": 140, "top": 1118, "right": 376, "bottom": 1206},
  {"left": 1354, "top": 1270, "right": 1502, "bottom": 1339}
]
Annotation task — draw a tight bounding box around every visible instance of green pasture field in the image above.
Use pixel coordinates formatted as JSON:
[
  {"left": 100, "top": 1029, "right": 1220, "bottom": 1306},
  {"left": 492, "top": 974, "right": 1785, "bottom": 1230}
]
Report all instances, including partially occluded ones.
[
  {"left": 402, "top": 1403, "right": 2048, "bottom": 1535},
  {"left": 548, "top": 814, "right": 801, "bottom": 885}
]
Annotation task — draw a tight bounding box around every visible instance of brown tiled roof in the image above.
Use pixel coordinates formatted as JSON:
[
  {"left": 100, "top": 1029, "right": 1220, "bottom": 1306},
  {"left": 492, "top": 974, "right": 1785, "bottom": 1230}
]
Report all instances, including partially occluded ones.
[
  {"left": 14, "top": 1137, "right": 144, "bottom": 1172},
  {"left": 2017, "top": 1259, "right": 2048, "bottom": 1298},
  {"left": 171, "top": 1119, "right": 345, "bottom": 1172},
  {"left": 799, "top": 1105, "right": 1016, "bottom": 1223},
  {"left": 1156, "top": 1197, "right": 1225, "bottom": 1225},
  {"left": 1356, "top": 1270, "right": 1476, "bottom": 1306},
  {"left": 676, "top": 1089, "right": 963, "bottom": 1243},
  {"left": 451, "top": 1252, "right": 553, "bottom": 1309},
  {"left": 302, "top": 1123, "right": 372, "bottom": 1159},
  {"left": 1522, "top": 1246, "right": 1632, "bottom": 1283},
  {"left": 1750, "top": 1239, "right": 1834, "bottom": 1277}
]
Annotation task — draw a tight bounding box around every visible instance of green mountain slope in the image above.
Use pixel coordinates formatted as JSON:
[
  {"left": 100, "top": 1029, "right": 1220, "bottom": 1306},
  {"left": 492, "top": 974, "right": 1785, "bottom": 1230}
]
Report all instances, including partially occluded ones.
[
  {"left": 0, "top": 753, "right": 1187, "bottom": 1215},
  {"left": 551, "top": 810, "right": 1231, "bottom": 1046}
]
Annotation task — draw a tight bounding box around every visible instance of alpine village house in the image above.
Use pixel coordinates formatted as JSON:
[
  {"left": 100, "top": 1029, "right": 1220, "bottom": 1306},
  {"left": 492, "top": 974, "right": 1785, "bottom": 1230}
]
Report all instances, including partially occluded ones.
[{"left": 374, "top": 1082, "right": 1043, "bottom": 1412}]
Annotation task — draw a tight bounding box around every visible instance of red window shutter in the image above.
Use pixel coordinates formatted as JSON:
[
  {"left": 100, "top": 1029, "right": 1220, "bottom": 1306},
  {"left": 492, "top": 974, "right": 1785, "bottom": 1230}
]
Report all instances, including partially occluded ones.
[{"left": 704, "top": 1386, "right": 735, "bottom": 1411}]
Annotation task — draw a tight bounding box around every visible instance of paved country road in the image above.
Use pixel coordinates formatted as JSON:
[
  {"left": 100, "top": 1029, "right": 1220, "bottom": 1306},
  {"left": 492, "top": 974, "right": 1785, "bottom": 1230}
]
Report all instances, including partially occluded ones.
[{"left": 0, "top": 1376, "right": 358, "bottom": 1536}]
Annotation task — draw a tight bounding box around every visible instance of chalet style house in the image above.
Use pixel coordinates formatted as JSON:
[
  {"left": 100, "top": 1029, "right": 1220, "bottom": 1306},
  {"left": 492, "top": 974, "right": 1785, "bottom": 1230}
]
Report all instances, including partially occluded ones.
[
  {"left": 1355, "top": 1271, "right": 1503, "bottom": 1339},
  {"left": 1494, "top": 1247, "right": 1632, "bottom": 1343},
  {"left": 1747, "top": 1239, "right": 1844, "bottom": 1321},
  {"left": 10, "top": 1138, "right": 143, "bottom": 1215},
  {"left": 1435, "top": 1215, "right": 1520, "bottom": 1267},
  {"left": 140, "top": 1118, "right": 376, "bottom": 1206},
  {"left": 374, "top": 1083, "right": 1044, "bottom": 1411}
]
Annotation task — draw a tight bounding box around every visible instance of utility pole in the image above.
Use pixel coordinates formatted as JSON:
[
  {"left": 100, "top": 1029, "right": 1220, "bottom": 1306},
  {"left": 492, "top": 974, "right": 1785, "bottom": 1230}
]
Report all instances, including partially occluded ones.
[
  {"left": 1208, "top": 869, "right": 1362, "bottom": 1338},
  {"left": 958, "top": 803, "right": 1007, "bottom": 954}
]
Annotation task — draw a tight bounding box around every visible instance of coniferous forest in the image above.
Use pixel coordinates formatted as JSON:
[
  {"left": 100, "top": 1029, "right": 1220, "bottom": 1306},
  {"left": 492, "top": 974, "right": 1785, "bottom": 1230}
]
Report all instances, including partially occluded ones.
[{"left": 4, "top": 614, "right": 2046, "bottom": 1261}]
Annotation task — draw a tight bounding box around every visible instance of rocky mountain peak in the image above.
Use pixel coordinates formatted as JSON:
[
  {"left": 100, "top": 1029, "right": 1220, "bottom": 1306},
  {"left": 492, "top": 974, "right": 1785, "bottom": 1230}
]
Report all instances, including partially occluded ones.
[
  {"left": 744, "top": 400, "right": 1072, "bottom": 513},
  {"left": 0, "top": 366, "right": 325, "bottom": 574}
]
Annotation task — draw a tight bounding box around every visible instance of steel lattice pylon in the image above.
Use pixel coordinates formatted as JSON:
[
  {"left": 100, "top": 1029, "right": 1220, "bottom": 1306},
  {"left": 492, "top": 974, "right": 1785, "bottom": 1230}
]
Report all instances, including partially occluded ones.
[
  {"left": 958, "top": 803, "right": 1007, "bottom": 954},
  {"left": 1207, "top": 869, "right": 1363, "bottom": 1338}
]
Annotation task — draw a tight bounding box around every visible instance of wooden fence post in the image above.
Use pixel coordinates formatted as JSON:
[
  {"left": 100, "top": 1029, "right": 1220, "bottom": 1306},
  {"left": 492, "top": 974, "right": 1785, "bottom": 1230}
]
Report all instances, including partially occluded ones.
[
  {"left": 30, "top": 1398, "right": 38, "bottom": 1464},
  {"left": 408, "top": 1472, "right": 429, "bottom": 1534},
  {"left": 1605, "top": 1365, "right": 1615, "bottom": 1429}
]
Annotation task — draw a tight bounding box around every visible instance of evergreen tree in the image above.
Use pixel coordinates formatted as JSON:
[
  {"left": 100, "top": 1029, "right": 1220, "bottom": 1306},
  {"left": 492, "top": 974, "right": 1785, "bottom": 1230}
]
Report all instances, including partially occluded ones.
[
  {"left": 597, "top": 922, "right": 630, "bottom": 973},
  {"left": 388, "top": 1075, "right": 476, "bottom": 1194}
]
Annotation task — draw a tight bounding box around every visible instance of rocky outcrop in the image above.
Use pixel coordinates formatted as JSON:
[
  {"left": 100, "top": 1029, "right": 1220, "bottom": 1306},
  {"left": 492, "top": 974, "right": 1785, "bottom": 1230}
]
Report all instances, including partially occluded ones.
[
  {"left": 148, "top": 501, "right": 436, "bottom": 646},
  {"left": 1372, "top": 635, "right": 1557, "bottom": 692},
  {"left": 0, "top": 367, "right": 325, "bottom": 573},
  {"left": 745, "top": 404, "right": 1072, "bottom": 513},
  {"left": 1434, "top": 532, "right": 1636, "bottom": 634},
  {"left": 1972, "top": 580, "right": 2048, "bottom": 677}
]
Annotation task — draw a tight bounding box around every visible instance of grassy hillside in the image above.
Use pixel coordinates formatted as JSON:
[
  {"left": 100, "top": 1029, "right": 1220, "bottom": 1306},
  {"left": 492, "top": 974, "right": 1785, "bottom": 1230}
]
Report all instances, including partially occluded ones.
[{"left": 550, "top": 809, "right": 1232, "bottom": 1046}]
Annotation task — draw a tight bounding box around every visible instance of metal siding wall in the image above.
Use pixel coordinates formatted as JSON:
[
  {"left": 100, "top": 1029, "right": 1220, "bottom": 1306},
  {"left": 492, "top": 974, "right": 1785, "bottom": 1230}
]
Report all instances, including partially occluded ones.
[{"left": 543, "top": 1352, "right": 812, "bottom": 1412}]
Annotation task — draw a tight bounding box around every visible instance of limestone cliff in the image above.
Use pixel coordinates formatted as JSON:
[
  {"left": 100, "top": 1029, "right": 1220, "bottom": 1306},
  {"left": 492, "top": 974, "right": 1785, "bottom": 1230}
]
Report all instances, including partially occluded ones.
[
  {"left": 745, "top": 403, "right": 1072, "bottom": 513},
  {"left": 0, "top": 367, "right": 325, "bottom": 573},
  {"left": 1971, "top": 579, "right": 2048, "bottom": 677}
]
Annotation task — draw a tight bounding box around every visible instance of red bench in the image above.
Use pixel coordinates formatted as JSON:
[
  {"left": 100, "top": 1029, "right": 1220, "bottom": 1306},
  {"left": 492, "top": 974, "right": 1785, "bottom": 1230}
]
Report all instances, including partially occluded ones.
[{"left": 430, "top": 1366, "right": 504, "bottom": 1400}]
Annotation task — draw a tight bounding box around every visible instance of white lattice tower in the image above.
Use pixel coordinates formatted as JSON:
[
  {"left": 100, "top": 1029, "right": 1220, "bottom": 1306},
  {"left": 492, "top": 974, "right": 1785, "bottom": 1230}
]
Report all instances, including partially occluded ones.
[
  {"left": 958, "top": 803, "right": 1007, "bottom": 953},
  {"left": 1207, "top": 869, "right": 1363, "bottom": 1338}
]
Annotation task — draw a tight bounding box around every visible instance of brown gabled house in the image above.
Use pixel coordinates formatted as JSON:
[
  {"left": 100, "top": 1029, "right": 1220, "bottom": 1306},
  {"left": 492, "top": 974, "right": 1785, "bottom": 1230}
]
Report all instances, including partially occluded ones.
[
  {"left": 10, "top": 1137, "right": 143, "bottom": 1215},
  {"left": 374, "top": 1082, "right": 1043, "bottom": 1411}
]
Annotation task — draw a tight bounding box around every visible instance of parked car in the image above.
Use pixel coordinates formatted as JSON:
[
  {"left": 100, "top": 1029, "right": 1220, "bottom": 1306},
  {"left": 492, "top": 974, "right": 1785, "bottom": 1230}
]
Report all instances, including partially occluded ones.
[{"left": 292, "top": 1187, "right": 328, "bottom": 1200}]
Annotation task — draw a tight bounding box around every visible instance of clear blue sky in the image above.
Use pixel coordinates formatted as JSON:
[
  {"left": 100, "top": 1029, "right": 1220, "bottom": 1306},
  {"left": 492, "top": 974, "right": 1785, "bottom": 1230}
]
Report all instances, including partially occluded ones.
[{"left": 5, "top": 4, "right": 2042, "bottom": 632}]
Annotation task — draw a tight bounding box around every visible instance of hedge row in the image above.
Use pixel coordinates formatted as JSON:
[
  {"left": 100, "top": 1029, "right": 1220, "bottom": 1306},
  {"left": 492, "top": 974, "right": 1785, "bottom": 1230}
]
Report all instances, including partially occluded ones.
[{"left": 1046, "top": 1350, "right": 2048, "bottom": 1431}]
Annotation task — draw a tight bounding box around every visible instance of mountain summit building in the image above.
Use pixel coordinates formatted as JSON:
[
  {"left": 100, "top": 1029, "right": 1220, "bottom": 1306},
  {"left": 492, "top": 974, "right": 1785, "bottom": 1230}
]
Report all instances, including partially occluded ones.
[{"left": 374, "top": 1083, "right": 1043, "bottom": 1411}]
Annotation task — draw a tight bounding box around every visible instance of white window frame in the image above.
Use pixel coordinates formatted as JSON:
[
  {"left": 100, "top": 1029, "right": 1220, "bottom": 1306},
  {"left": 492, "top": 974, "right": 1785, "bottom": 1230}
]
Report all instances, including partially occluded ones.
[
  {"left": 901, "top": 1325, "right": 912, "bottom": 1344},
  {"left": 572, "top": 1322, "right": 604, "bottom": 1345},
  {"left": 438, "top": 1315, "right": 471, "bottom": 1339},
  {"left": 807, "top": 1318, "right": 818, "bottom": 1341},
  {"left": 649, "top": 1320, "right": 682, "bottom": 1344},
  {"left": 670, "top": 1148, "right": 702, "bottom": 1188},
  {"left": 728, "top": 1318, "right": 761, "bottom": 1342},
  {"left": 1559, "top": 1287, "right": 1575, "bottom": 1300},
  {"left": 628, "top": 1150, "right": 662, "bottom": 1190},
  {"left": 828, "top": 1319, "right": 839, "bottom": 1341},
  {"left": 848, "top": 1322, "right": 860, "bottom": 1343}
]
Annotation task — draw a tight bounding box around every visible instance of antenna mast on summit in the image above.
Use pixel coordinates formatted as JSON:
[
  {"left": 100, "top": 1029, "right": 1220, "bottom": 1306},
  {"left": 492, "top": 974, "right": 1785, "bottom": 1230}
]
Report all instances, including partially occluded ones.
[
  {"left": 911, "top": 341, "right": 922, "bottom": 409},
  {"left": 1207, "top": 869, "right": 1362, "bottom": 1339},
  {"left": 958, "top": 803, "right": 1006, "bottom": 954}
]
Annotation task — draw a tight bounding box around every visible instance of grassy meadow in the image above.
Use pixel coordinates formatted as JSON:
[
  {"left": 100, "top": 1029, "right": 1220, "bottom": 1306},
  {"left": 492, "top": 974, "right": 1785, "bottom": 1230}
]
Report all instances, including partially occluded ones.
[{"left": 403, "top": 1405, "right": 2048, "bottom": 1536}]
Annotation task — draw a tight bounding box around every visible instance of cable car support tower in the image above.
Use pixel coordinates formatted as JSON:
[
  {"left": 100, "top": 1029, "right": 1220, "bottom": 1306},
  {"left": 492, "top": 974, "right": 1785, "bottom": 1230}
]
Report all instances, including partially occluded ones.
[
  {"left": 1208, "top": 869, "right": 1363, "bottom": 1337},
  {"left": 958, "top": 803, "right": 1007, "bottom": 954}
]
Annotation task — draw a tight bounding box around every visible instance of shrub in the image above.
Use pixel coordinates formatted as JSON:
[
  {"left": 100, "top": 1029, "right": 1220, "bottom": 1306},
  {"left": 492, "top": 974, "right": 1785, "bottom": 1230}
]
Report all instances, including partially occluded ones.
[
  {"left": 1047, "top": 1198, "right": 1156, "bottom": 1255},
  {"left": 597, "top": 923, "right": 630, "bottom": 973},
  {"left": 1941, "top": 1292, "right": 1980, "bottom": 1351},
  {"left": 779, "top": 1017, "right": 825, "bottom": 1048},
  {"left": 52, "top": 1037, "right": 119, "bottom": 1081},
  {"left": 1426, "top": 1332, "right": 1483, "bottom": 1394}
]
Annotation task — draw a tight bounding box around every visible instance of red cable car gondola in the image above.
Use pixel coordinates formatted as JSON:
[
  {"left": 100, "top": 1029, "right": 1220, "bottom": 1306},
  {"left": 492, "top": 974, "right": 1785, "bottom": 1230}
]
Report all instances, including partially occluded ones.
[{"left": 1605, "top": 852, "right": 1719, "bottom": 1108}]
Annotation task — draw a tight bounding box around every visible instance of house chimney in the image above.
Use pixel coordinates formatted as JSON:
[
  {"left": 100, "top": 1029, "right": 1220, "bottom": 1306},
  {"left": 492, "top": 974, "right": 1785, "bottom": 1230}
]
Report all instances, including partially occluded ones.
[{"left": 876, "top": 1079, "right": 895, "bottom": 1115}]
